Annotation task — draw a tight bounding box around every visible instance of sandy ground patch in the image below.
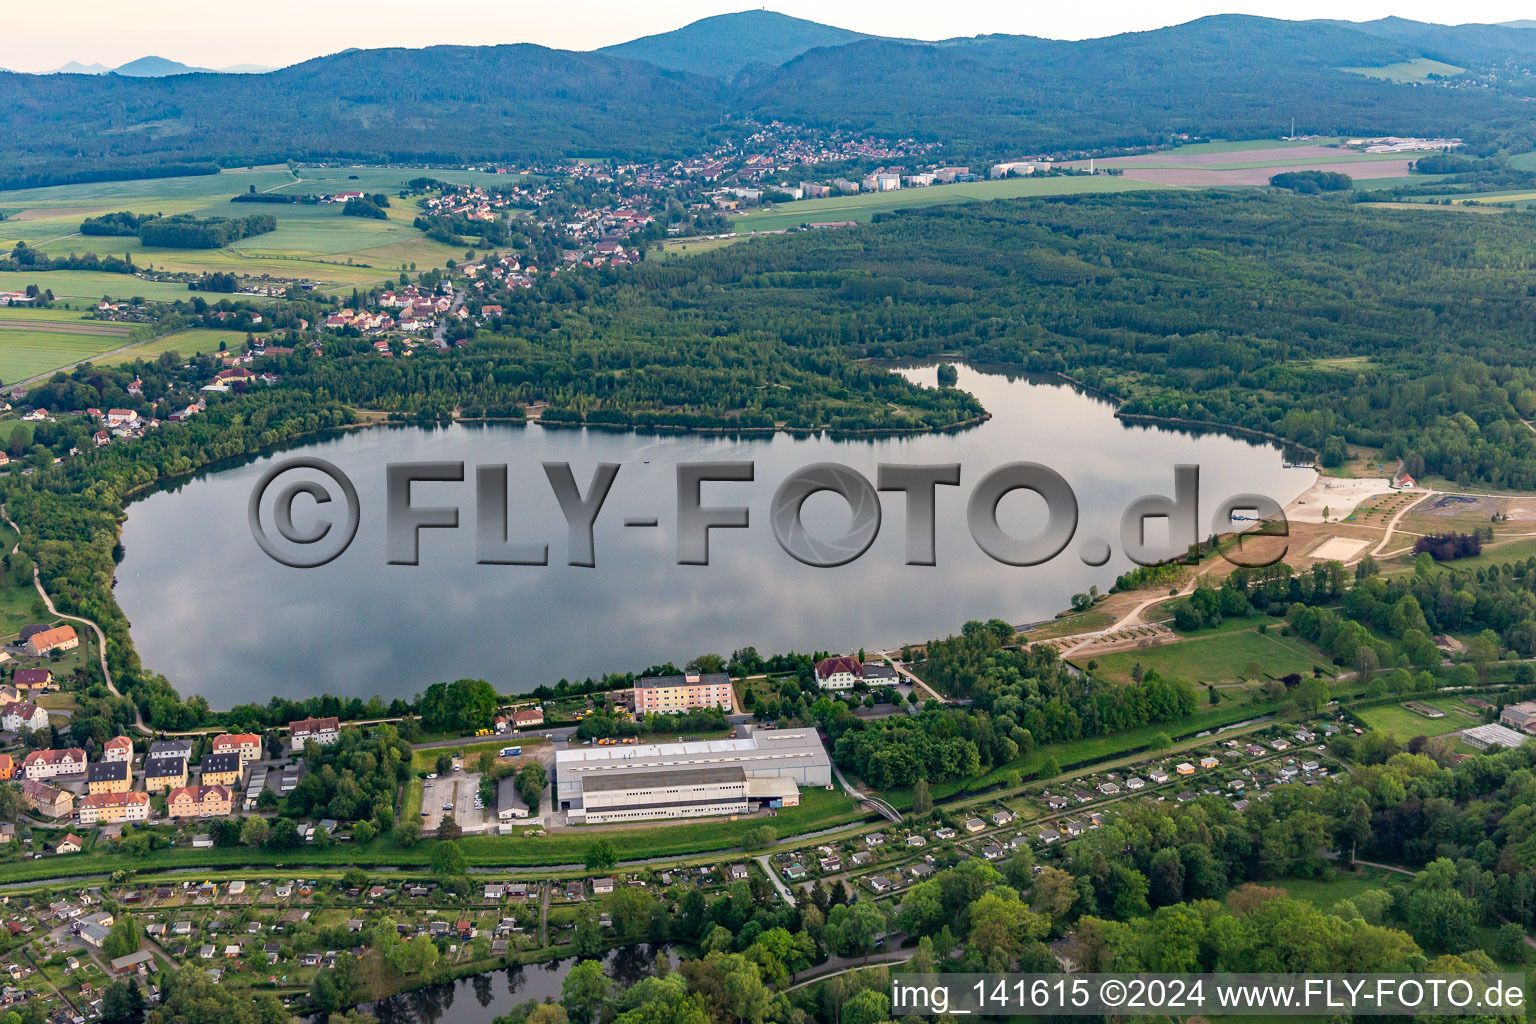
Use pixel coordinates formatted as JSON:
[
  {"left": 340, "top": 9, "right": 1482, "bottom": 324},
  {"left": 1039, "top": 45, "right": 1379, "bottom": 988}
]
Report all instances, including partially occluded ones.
[
  {"left": 1285, "top": 477, "right": 1396, "bottom": 523},
  {"left": 1308, "top": 536, "right": 1370, "bottom": 561}
]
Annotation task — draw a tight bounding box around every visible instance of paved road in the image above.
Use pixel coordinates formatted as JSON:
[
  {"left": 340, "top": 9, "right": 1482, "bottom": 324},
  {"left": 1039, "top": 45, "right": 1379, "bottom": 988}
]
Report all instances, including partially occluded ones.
[
  {"left": 433, "top": 292, "right": 465, "bottom": 349},
  {"left": 754, "top": 854, "right": 796, "bottom": 906}
]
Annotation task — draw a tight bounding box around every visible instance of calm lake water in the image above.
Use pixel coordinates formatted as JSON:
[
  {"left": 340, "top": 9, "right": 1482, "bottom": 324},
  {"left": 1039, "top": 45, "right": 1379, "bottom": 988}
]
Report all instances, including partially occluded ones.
[
  {"left": 335, "top": 945, "right": 677, "bottom": 1024},
  {"left": 116, "top": 365, "right": 1314, "bottom": 706}
]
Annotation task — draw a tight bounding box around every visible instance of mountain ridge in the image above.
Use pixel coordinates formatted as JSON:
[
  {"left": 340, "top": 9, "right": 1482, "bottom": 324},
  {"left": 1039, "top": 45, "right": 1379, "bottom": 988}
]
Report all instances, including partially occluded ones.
[
  {"left": 5, "top": 13, "right": 1536, "bottom": 191},
  {"left": 598, "top": 10, "right": 872, "bottom": 78}
]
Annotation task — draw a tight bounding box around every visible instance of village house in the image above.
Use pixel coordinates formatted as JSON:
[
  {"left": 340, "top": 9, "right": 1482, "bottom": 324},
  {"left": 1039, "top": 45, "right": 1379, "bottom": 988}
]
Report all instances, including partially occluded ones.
[
  {"left": 510, "top": 707, "right": 544, "bottom": 729},
  {"left": 212, "top": 733, "right": 262, "bottom": 765},
  {"left": 23, "top": 625, "right": 78, "bottom": 658},
  {"left": 102, "top": 736, "right": 133, "bottom": 763},
  {"left": 55, "top": 834, "right": 83, "bottom": 855},
  {"left": 813, "top": 655, "right": 861, "bottom": 690},
  {"left": 1, "top": 701, "right": 48, "bottom": 734},
  {"left": 167, "top": 784, "right": 233, "bottom": 819},
  {"left": 22, "top": 747, "right": 87, "bottom": 780},
  {"left": 21, "top": 779, "right": 73, "bottom": 818},
  {"left": 12, "top": 669, "right": 52, "bottom": 692},
  {"left": 0, "top": 755, "right": 13, "bottom": 781},
  {"left": 289, "top": 716, "right": 340, "bottom": 747}
]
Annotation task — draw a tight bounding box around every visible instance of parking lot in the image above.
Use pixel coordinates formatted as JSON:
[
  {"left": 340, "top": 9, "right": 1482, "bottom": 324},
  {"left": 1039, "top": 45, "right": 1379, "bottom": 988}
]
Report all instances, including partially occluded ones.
[{"left": 420, "top": 771, "right": 493, "bottom": 834}]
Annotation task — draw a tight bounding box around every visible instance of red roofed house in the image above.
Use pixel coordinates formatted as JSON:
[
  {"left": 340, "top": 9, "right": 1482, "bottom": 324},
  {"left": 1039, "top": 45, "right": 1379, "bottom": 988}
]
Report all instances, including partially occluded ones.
[
  {"left": 511, "top": 707, "right": 544, "bottom": 728},
  {"left": 814, "top": 656, "right": 862, "bottom": 691},
  {"left": 167, "top": 784, "right": 232, "bottom": 819},
  {"left": 78, "top": 791, "right": 149, "bottom": 826},
  {"left": 24, "top": 625, "right": 78, "bottom": 658},
  {"left": 290, "top": 717, "right": 340, "bottom": 747},
  {"left": 23, "top": 747, "right": 86, "bottom": 780},
  {"left": 103, "top": 736, "right": 134, "bottom": 763},
  {"left": 212, "top": 733, "right": 262, "bottom": 766},
  {"left": 2, "top": 701, "right": 48, "bottom": 733},
  {"left": 213, "top": 367, "right": 255, "bottom": 386}
]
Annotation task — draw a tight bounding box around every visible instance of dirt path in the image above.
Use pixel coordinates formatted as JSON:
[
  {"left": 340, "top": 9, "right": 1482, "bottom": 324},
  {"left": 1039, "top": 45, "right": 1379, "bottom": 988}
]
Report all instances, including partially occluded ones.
[
  {"left": 0, "top": 502, "right": 146, "bottom": 733},
  {"left": 1371, "top": 490, "right": 1436, "bottom": 557}
]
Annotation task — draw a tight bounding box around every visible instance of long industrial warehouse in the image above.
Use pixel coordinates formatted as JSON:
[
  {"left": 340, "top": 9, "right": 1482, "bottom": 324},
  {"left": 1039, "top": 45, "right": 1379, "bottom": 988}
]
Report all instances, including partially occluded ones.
[{"left": 554, "top": 728, "right": 833, "bottom": 824}]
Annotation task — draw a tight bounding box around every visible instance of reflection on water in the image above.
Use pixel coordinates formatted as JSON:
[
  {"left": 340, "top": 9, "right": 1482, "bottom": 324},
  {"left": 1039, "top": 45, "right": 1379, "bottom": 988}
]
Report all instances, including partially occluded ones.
[
  {"left": 116, "top": 364, "right": 1315, "bottom": 705},
  {"left": 350, "top": 945, "right": 678, "bottom": 1024}
]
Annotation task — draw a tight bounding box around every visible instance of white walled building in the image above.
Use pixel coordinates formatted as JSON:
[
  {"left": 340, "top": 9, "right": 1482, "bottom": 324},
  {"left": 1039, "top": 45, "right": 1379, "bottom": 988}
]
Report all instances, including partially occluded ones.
[{"left": 554, "top": 728, "right": 829, "bottom": 823}]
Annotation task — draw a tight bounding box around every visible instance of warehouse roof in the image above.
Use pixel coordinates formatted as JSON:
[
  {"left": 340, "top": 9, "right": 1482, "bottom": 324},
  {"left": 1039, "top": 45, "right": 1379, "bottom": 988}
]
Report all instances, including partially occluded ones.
[
  {"left": 555, "top": 728, "right": 829, "bottom": 776},
  {"left": 583, "top": 765, "right": 745, "bottom": 792}
]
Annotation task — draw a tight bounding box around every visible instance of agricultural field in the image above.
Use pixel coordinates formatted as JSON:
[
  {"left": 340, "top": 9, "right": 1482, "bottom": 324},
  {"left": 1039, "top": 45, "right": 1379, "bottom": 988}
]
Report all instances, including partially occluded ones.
[
  {"left": 0, "top": 269, "right": 240, "bottom": 306},
  {"left": 1, "top": 164, "right": 486, "bottom": 291},
  {"left": 1339, "top": 58, "right": 1467, "bottom": 82},
  {"left": 0, "top": 307, "right": 139, "bottom": 382},
  {"left": 92, "top": 328, "right": 262, "bottom": 366},
  {"left": 730, "top": 174, "right": 1163, "bottom": 233},
  {"left": 1067, "top": 142, "right": 1421, "bottom": 186},
  {"left": 1085, "top": 627, "right": 1330, "bottom": 684}
]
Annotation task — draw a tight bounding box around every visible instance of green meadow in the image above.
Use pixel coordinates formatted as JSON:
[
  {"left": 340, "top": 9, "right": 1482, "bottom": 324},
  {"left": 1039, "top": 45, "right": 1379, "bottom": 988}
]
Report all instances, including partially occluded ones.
[
  {"left": 1, "top": 164, "right": 489, "bottom": 290},
  {"left": 1339, "top": 58, "right": 1467, "bottom": 83},
  {"left": 1086, "top": 627, "right": 1330, "bottom": 684}
]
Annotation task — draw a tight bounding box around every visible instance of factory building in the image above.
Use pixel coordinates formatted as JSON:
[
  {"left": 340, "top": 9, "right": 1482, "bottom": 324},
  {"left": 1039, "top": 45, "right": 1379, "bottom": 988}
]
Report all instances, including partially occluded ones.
[{"left": 554, "top": 728, "right": 831, "bottom": 824}]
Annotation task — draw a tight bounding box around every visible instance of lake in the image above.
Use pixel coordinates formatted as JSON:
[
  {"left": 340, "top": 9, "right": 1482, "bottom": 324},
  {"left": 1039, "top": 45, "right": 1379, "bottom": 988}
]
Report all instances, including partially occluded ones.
[
  {"left": 336, "top": 945, "right": 678, "bottom": 1024},
  {"left": 115, "top": 364, "right": 1314, "bottom": 706}
]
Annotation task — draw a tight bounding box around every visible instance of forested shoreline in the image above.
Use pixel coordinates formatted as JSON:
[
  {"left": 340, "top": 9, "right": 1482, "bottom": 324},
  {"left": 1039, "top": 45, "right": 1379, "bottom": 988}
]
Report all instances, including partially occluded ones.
[{"left": 12, "top": 190, "right": 1536, "bottom": 728}]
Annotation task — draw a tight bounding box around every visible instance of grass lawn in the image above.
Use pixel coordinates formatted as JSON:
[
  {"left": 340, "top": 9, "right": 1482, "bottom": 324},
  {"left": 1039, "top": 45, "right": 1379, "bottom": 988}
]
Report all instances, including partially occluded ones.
[
  {"left": 1353, "top": 701, "right": 1478, "bottom": 740},
  {"left": 402, "top": 778, "right": 424, "bottom": 821},
  {"left": 731, "top": 175, "right": 1164, "bottom": 233},
  {"left": 652, "top": 235, "right": 748, "bottom": 259},
  {"left": 1421, "top": 536, "right": 1536, "bottom": 572},
  {"left": 94, "top": 328, "right": 261, "bottom": 366},
  {"left": 1166, "top": 612, "right": 1291, "bottom": 638},
  {"left": 409, "top": 737, "right": 546, "bottom": 773},
  {"left": 0, "top": 530, "right": 46, "bottom": 636},
  {"left": 1020, "top": 609, "right": 1115, "bottom": 640},
  {"left": 1275, "top": 866, "right": 1401, "bottom": 909},
  {"left": 1087, "top": 627, "right": 1329, "bottom": 684}
]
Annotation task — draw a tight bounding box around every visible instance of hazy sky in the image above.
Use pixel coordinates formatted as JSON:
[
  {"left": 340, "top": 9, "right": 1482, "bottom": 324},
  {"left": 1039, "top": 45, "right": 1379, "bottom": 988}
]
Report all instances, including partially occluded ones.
[{"left": 3, "top": 0, "right": 1533, "bottom": 73}]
